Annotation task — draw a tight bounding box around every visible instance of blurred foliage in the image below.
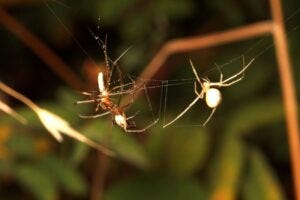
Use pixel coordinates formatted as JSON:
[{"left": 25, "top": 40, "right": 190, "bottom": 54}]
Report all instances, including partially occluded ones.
[{"left": 1, "top": 0, "right": 300, "bottom": 199}]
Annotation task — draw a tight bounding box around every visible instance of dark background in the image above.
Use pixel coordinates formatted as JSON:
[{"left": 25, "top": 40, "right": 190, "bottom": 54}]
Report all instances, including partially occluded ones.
[{"left": 0, "top": 0, "right": 299, "bottom": 199}]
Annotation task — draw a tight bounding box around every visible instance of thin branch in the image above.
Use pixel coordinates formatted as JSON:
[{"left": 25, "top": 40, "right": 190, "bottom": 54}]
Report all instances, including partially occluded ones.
[
  {"left": 270, "top": 0, "right": 300, "bottom": 199},
  {"left": 0, "top": 7, "right": 84, "bottom": 90},
  {"left": 90, "top": 153, "right": 110, "bottom": 200},
  {"left": 138, "top": 21, "right": 273, "bottom": 84},
  {"left": 121, "top": 21, "right": 273, "bottom": 105}
]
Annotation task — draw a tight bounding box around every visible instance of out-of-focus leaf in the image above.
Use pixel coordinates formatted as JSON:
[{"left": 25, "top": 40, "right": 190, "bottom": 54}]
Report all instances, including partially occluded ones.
[
  {"left": 56, "top": 87, "right": 86, "bottom": 124},
  {"left": 156, "top": 0, "right": 195, "bottom": 19},
  {"left": 210, "top": 1, "right": 245, "bottom": 25},
  {"left": 0, "top": 160, "right": 13, "bottom": 176},
  {"left": 98, "top": 0, "right": 137, "bottom": 25},
  {"left": 242, "top": 148, "right": 287, "bottom": 200},
  {"left": 0, "top": 0, "right": 39, "bottom": 6},
  {"left": 147, "top": 127, "right": 209, "bottom": 176},
  {"left": 7, "top": 133, "right": 35, "bottom": 157},
  {"left": 120, "top": 13, "right": 150, "bottom": 41},
  {"left": 225, "top": 97, "right": 284, "bottom": 135},
  {"left": 145, "top": 127, "right": 166, "bottom": 168},
  {"left": 0, "top": 124, "right": 11, "bottom": 143},
  {"left": 70, "top": 140, "right": 91, "bottom": 165},
  {"left": 81, "top": 120, "right": 150, "bottom": 169},
  {"left": 39, "top": 155, "right": 87, "bottom": 196},
  {"left": 17, "top": 106, "right": 40, "bottom": 126},
  {"left": 15, "top": 164, "right": 57, "bottom": 200},
  {"left": 105, "top": 174, "right": 206, "bottom": 200},
  {"left": 209, "top": 135, "right": 245, "bottom": 200},
  {"left": 226, "top": 57, "right": 274, "bottom": 100}
]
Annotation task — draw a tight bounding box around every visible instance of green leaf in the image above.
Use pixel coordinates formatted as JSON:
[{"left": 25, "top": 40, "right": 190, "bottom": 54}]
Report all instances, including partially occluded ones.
[
  {"left": 70, "top": 140, "right": 91, "bottom": 165},
  {"left": 226, "top": 57, "right": 274, "bottom": 100},
  {"left": 39, "top": 155, "right": 87, "bottom": 196},
  {"left": 15, "top": 164, "right": 57, "bottom": 200},
  {"left": 242, "top": 148, "right": 287, "bottom": 200},
  {"left": 147, "top": 127, "right": 209, "bottom": 176},
  {"left": 105, "top": 174, "right": 206, "bottom": 200},
  {"left": 7, "top": 133, "right": 35, "bottom": 157},
  {"left": 209, "top": 135, "right": 245, "bottom": 200},
  {"left": 81, "top": 120, "right": 150, "bottom": 169},
  {"left": 120, "top": 13, "right": 151, "bottom": 41},
  {"left": 0, "top": 160, "right": 14, "bottom": 176},
  {"left": 98, "top": 0, "right": 137, "bottom": 25},
  {"left": 156, "top": 0, "right": 195, "bottom": 19},
  {"left": 17, "top": 106, "right": 40, "bottom": 126},
  {"left": 225, "top": 97, "right": 284, "bottom": 136}
]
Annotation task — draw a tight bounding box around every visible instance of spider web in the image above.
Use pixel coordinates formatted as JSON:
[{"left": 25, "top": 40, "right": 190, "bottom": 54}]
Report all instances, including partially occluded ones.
[{"left": 44, "top": 0, "right": 300, "bottom": 128}]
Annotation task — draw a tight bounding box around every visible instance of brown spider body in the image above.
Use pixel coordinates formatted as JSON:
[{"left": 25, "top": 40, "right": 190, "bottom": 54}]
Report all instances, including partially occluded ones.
[{"left": 98, "top": 96, "right": 114, "bottom": 111}]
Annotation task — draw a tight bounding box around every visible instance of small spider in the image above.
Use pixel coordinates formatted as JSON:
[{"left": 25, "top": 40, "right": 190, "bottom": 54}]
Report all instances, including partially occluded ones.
[
  {"left": 78, "top": 72, "right": 158, "bottom": 133},
  {"left": 163, "top": 56, "right": 255, "bottom": 127},
  {"left": 77, "top": 31, "right": 158, "bottom": 132}
]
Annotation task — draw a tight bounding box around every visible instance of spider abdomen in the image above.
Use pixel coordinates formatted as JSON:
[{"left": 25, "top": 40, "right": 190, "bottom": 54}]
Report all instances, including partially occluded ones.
[{"left": 205, "top": 88, "right": 222, "bottom": 108}]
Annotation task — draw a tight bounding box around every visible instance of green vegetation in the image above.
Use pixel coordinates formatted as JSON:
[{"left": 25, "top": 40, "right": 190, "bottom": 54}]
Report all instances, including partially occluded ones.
[{"left": 1, "top": 0, "right": 299, "bottom": 199}]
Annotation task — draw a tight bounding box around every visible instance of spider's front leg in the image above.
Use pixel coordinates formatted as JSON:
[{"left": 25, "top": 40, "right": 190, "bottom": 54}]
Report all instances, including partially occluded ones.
[
  {"left": 125, "top": 118, "right": 159, "bottom": 133},
  {"left": 79, "top": 111, "right": 110, "bottom": 119},
  {"left": 214, "top": 63, "right": 224, "bottom": 84},
  {"left": 194, "top": 82, "right": 204, "bottom": 99},
  {"left": 220, "top": 58, "right": 255, "bottom": 87}
]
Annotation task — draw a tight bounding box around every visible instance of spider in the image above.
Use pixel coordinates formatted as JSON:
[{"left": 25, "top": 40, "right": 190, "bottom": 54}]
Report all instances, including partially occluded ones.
[
  {"left": 78, "top": 71, "right": 158, "bottom": 133},
  {"left": 163, "top": 56, "right": 255, "bottom": 128},
  {"left": 77, "top": 36, "right": 158, "bottom": 133}
]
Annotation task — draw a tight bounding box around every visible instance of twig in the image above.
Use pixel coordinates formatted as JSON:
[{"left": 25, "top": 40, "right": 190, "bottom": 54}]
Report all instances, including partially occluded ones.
[
  {"left": 270, "top": 0, "right": 300, "bottom": 199},
  {"left": 137, "top": 21, "right": 273, "bottom": 85},
  {"left": 90, "top": 153, "right": 110, "bottom": 200},
  {"left": 0, "top": 7, "right": 84, "bottom": 90},
  {"left": 121, "top": 21, "right": 273, "bottom": 105}
]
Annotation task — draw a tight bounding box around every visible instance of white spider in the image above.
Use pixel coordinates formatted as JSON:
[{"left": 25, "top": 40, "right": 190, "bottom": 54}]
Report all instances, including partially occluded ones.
[{"left": 163, "top": 57, "right": 255, "bottom": 127}]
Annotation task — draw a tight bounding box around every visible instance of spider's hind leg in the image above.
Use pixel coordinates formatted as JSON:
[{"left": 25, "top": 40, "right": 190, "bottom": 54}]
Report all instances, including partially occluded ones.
[
  {"left": 79, "top": 111, "right": 110, "bottom": 119},
  {"left": 202, "top": 107, "right": 217, "bottom": 126}
]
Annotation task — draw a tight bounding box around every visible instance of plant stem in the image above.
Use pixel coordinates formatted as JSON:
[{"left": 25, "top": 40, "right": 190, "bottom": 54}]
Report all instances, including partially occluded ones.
[{"left": 270, "top": 0, "right": 300, "bottom": 199}]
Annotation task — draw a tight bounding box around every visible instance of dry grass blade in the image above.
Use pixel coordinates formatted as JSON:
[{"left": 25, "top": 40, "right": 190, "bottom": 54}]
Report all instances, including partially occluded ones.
[
  {"left": 0, "top": 99, "right": 27, "bottom": 124},
  {"left": 35, "top": 108, "right": 115, "bottom": 156},
  {"left": 0, "top": 81, "right": 115, "bottom": 157}
]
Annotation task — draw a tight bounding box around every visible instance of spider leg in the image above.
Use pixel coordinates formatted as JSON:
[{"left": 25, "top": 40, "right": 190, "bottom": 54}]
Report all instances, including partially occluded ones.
[
  {"left": 95, "top": 103, "right": 101, "bottom": 112},
  {"left": 76, "top": 99, "right": 99, "bottom": 104},
  {"left": 189, "top": 59, "right": 203, "bottom": 88},
  {"left": 126, "top": 110, "right": 140, "bottom": 120},
  {"left": 110, "top": 82, "right": 136, "bottom": 93},
  {"left": 113, "top": 46, "right": 132, "bottom": 66},
  {"left": 202, "top": 107, "right": 217, "bottom": 126},
  {"left": 163, "top": 95, "right": 202, "bottom": 128},
  {"left": 125, "top": 118, "right": 159, "bottom": 133},
  {"left": 214, "top": 62, "right": 223, "bottom": 83},
  {"left": 79, "top": 111, "right": 110, "bottom": 119},
  {"left": 194, "top": 82, "right": 205, "bottom": 99},
  {"left": 120, "top": 91, "right": 135, "bottom": 110},
  {"left": 219, "top": 76, "right": 244, "bottom": 87},
  {"left": 81, "top": 91, "right": 98, "bottom": 96},
  {"left": 222, "top": 58, "right": 254, "bottom": 84}
]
